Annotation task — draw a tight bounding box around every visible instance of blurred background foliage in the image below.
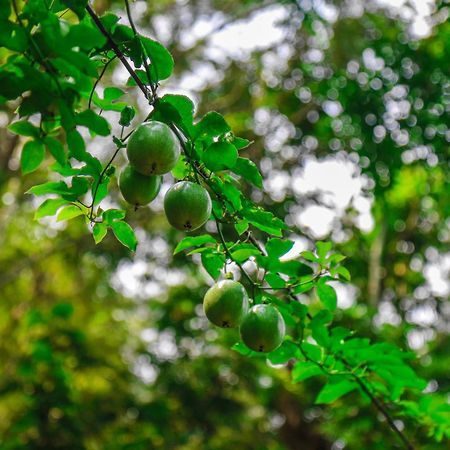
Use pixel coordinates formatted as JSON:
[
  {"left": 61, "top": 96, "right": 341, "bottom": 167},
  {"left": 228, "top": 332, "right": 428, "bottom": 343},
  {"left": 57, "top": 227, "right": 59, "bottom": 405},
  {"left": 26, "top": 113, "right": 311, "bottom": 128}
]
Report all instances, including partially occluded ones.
[{"left": 0, "top": 0, "right": 449, "bottom": 448}]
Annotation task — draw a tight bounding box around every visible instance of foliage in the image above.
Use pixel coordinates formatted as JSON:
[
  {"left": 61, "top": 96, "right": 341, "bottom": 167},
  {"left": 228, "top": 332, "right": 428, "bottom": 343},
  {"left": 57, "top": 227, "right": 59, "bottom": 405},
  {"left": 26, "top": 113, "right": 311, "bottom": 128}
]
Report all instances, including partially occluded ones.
[{"left": 0, "top": 0, "right": 448, "bottom": 449}]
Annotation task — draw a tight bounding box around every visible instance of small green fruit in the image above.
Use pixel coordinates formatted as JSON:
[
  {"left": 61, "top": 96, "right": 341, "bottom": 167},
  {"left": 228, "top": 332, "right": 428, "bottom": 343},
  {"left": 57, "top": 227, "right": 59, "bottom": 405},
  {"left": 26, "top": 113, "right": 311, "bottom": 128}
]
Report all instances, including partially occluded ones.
[
  {"left": 240, "top": 304, "right": 285, "bottom": 353},
  {"left": 203, "top": 280, "right": 249, "bottom": 328},
  {"left": 164, "top": 181, "right": 212, "bottom": 231},
  {"left": 119, "top": 165, "right": 162, "bottom": 206},
  {"left": 202, "top": 141, "right": 238, "bottom": 172},
  {"left": 127, "top": 121, "right": 181, "bottom": 175}
]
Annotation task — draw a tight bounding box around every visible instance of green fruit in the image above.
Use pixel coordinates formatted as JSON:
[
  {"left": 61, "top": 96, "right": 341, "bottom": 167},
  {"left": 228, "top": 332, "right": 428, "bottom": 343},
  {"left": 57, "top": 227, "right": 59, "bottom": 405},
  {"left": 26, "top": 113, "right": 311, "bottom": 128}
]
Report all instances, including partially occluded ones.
[
  {"left": 164, "top": 181, "right": 212, "bottom": 231},
  {"left": 127, "top": 121, "right": 181, "bottom": 175},
  {"left": 203, "top": 280, "right": 249, "bottom": 328},
  {"left": 240, "top": 304, "right": 285, "bottom": 353},
  {"left": 202, "top": 141, "right": 238, "bottom": 172},
  {"left": 119, "top": 165, "right": 162, "bottom": 206}
]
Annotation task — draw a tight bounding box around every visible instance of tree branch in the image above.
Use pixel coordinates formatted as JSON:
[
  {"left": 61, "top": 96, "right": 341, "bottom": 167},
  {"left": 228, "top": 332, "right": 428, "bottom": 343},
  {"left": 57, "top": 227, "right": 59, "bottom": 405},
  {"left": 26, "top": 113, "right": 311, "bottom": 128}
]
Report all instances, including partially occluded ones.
[{"left": 85, "top": 5, "right": 150, "bottom": 99}]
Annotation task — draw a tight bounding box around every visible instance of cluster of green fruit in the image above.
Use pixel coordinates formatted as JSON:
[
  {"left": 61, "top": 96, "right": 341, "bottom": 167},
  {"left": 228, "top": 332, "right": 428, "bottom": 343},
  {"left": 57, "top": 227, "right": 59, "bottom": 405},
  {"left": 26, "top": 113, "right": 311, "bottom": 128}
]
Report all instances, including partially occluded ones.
[
  {"left": 121, "top": 121, "right": 284, "bottom": 352},
  {"left": 203, "top": 279, "right": 286, "bottom": 353},
  {"left": 119, "top": 121, "right": 212, "bottom": 231}
]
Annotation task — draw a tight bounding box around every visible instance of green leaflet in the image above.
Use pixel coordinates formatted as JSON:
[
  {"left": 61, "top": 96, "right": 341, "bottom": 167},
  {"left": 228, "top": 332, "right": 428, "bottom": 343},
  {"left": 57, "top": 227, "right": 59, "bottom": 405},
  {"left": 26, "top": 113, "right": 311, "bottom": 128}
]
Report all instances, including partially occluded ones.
[
  {"left": 315, "top": 378, "right": 359, "bottom": 404},
  {"left": 21, "top": 140, "right": 45, "bottom": 174},
  {"left": 173, "top": 234, "right": 217, "bottom": 255},
  {"left": 92, "top": 222, "right": 108, "bottom": 244},
  {"left": 111, "top": 221, "right": 137, "bottom": 252}
]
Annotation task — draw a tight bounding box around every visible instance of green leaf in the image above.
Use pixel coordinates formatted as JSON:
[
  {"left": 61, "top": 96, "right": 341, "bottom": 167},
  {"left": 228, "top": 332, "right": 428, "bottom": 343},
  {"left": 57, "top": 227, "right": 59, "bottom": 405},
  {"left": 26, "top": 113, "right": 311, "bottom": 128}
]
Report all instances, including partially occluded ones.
[
  {"left": 232, "top": 136, "right": 252, "bottom": 150},
  {"left": 153, "top": 94, "right": 195, "bottom": 138},
  {"left": 92, "top": 175, "right": 110, "bottom": 206},
  {"left": 265, "top": 272, "right": 286, "bottom": 289},
  {"left": 111, "top": 221, "right": 137, "bottom": 251},
  {"left": 243, "top": 206, "right": 287, "bottom": 237},
  {"left": 103, "top": 209, "right": 126, "bottom": 224},
  {"left": 0, "top": 20, "right": 27, "bottom": 52},
  {"left": 301, "top": 342, "right": 322, "bottom": 362},
  {"left": 292, "top": 280, "right": 314, "bottom": 294},
  {"left": 21, "top": 140, "right": 45, "bottom": 174},
  {"left": 316, "top": 241, "right": 332, "bottom": 262},
  {"left": 309, "top": 310, "right": 332, "bottom": 348},
  {"left": 316, "top": 278, "right": 338, "bottom": 311},
  {"left": 292, "top": 361, "right": 323, "bottom": 382},
  {"left": 57, "top": 205, "right": 84, "bottom": 222},
  {"left": 71, "top": 177, "right": 90, "bottom": 196},
  {"left": 174, "top": 234, "right": 216, "bottom": 254},
  {"left": 220, "top": 179, "right": 242, "bottom": 211},
  {"left": 334, "top": 266, "right": 351, "bottom": 281},
  {"left": 266, "top": 238, "right": 295, "bottom": 259},
  {"left": 66, "top": 21, "right": 107, "bottom": 51},
  {"left": 61, "top": 0, "right": 87, "bottom": 20},
  {"left": 119, "top": 106, "right": 135, "bottom": 127},
  {"left": 104, "top": 87, "right": 125, "bottom": 101},
  {"left": 26, "top": 181, "right": 72, "bottom": 196},
  {"left": 201, "top": 251, "right": 225, "bottom": 279},
  {"left": 141, "top": 37, "right": 174, "bottom": 81},
  {"left": 301, "top": 250, "right": 318, "bottom": 263},
  {"left": 315, "top": 379, "right": 358, "bottom": 404},
  {"left": 232, "top": 157, "right": 263, "bottom": 188},
  {"left": 195, "top": 112, "right": 231, "bottom": 139},
  {"left": 34, "top": 198, "right": 67, "bottom": 220},
  {"left": 8, "top": 120, "right": 40, "bottom": 137},
  {"left": 58, "top": 101, "right": 76, "bottom": 130},
  {"left": 67, "top": 130, "right": 86, "bottom": 159},
  {"left": 268, "top": 341, "right": 299, "bottom": 364},
  {"left": 67, "top": 130, "right": 102, "bottom": 175},
  {"left": 93, "top": 222, "right": 108, "bottom": 244},
  {"left": 230, "top": 243, "right": 259, "bottom": 263},
  {"left": 328, "top": 253, "right": 347, "bottom": 264},
  {"left": 235, "top": 220, "right": 249, "bottom": 235},
  {"left": 171, "top": 155, "right": 190, "bottom": 180},
  {"left": 202, "top": 142, "right": 238, "bottom": 172},
  {"left": 44, "top": 136, "right": 66, "bottom": 166},
  {"left": 76, "top": 110, "right": 111, "bottom": 136}
]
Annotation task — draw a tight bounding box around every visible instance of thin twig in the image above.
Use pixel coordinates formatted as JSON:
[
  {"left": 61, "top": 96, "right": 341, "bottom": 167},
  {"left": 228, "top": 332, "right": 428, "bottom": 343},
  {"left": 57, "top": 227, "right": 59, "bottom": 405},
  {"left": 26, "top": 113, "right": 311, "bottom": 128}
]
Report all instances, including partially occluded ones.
[
  {"left": 89, "top": 146, "right": 122, "bottom": 220},
  {"left": 88, "top": 55, "right": 117, "bottom": 109}
]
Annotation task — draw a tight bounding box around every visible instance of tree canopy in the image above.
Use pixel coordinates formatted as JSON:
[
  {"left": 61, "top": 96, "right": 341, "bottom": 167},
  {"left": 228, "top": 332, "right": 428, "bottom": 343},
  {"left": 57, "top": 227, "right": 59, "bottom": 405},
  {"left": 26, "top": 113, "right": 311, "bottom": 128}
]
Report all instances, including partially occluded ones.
[{"left": 0, "top": 0, "right": 448, "bottom": 449}]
